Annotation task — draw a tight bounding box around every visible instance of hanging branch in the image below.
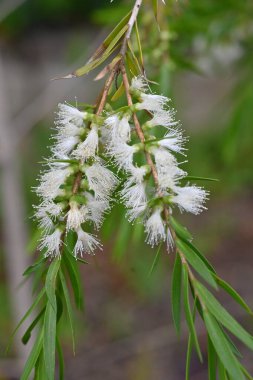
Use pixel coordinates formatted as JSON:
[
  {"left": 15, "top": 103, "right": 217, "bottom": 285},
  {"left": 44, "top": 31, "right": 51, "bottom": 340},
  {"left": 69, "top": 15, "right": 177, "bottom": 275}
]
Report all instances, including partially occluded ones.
[{"left": 11, "top": 1, "right": 253, "bottom": 379}]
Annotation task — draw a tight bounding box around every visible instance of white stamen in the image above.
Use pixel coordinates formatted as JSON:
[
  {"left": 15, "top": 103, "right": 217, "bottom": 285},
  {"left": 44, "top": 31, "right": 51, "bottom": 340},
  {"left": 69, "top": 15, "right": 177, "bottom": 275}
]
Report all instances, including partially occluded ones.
[
  {"left": 36, "top": 167, "right": 72, "bottom": 199},
  {"left": 85, "top": 161, "right": 118, "bottom": 200},
  {"left": 105, "top": 114, "right": 131, "bottom": 143},
  {"left": 39, "top": 228, "right": 62, "bottom": 257},
  {"left": 74, "top": 228, "right": 102, "bottom": 256},
  {"left": 66, "top": 201, "right": 87, "bottom": 230},
  {"left": 172, "top": 186, "right": 209, "bottom": 215},
  {"left": 72, "top": 126, "right": 98, "bottom": 160},
  {"left": 145, "top": 207, "right": 166, "bottom": 247},
  {"left": 56, "top": 103, "right": 87, "bottom": 127}
]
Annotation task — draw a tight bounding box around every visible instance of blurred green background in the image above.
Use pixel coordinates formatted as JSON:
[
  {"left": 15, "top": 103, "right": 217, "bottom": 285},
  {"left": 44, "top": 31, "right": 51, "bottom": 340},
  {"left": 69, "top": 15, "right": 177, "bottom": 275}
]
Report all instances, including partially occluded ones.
[{"left": 0, "top": 0, "right": 253, "bottom": 379}]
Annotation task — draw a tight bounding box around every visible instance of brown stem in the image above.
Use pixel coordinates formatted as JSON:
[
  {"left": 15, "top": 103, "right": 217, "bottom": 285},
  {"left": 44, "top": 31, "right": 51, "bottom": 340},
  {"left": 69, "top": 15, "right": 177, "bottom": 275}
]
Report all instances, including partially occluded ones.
[{"left": 120, "top": 0, "right": 143, "bottom": 57}]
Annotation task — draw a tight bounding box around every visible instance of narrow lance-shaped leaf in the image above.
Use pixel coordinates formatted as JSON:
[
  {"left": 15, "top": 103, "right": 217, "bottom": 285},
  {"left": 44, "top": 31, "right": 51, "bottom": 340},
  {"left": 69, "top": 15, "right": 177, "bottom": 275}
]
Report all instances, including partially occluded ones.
[
  {"left": 182, "top": 265, "right": 203, "bottom": 361},
  {"left": 171, "top": 252, "right": 182, "bottom": 334},
  {"left": 43, "top": 295, "right": 57, "bottom": 380},
  {"left": 207, "top": 335, "right": 217, "bottom": 380},
  {"left": 178, "top": 239, "right": 217, "bottom": 289},
  {"left": 204, "top": 311, "right": 245, "bottom": 380},
  {"left": 45, "top": 258, "right": 61, "bottom": 310},
  {"left": 196, "top": 282, "right": 253, "bottom": 351},
  {"left": 21, "top": 330, "right": 43, "bottom": 380}
]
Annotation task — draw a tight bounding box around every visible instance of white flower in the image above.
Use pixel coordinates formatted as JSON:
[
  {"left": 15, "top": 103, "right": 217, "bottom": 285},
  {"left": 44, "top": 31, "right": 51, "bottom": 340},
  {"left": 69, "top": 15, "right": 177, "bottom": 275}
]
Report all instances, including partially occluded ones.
[
  {"left": 126, "top": 202, "right": 147, "bottom": 223},
  {"left": 72, "top": 126, "right": 98, "bottom": 160},
  {"left": 107, "top": 141, "right": 140, "bottom": 171},
  {"left": 53, "top": 135, "right": 80, "bottom": 156},
  {"left": 74, "top": 228, "right": 102, "bottom": 256},
  {"left": 158, "top": 129, "right": 186, "bottom": 155},
  {"left": 36, "top": 166, "right": 72, "bottom": 199},
  {"left": 147, "top": 110, "right": 177, "bottom": 128},
  {"left": 66, "top": 201, "right": 88, "bottom": 231},
  {"left": 172, "top": 185, "right": 208, "bottom": 215},
  {"left": 120, "top": 165, "right": 148, "bottom": 210},
  {"left": 153, "top": 148, "right": 186, "bottom": 190},
  {"left": 55, "top": 122, "right": 81, "bottom": 138},
  {"left": 39, "top": 228, "right": 62, "bottom": 257},
  {"left": 35, "top": 200, "right": 63, "bottom": 219},
  {"left": 137, "top": 93, "right": 168, "bottom": 113},
  {"left": 105, "top": 114, "right": 131, "bottom": 143},
  {"left": 56, "top": 103, "right": 87, "bottom": 127},
  {"left": 86, "top": 193, "right": 110, "bottom": 229},
  {"left": 131, "top": 76, "right": 149, "bottom": 92},
  {"left": 145, "top": 207, "right": 166, "bottom": 247},
  {"left": 38, "top": 215, "right": 54, "bottom": 233},
  {"left": 85, "top": 161, "right": 118, "bottom": 200}
]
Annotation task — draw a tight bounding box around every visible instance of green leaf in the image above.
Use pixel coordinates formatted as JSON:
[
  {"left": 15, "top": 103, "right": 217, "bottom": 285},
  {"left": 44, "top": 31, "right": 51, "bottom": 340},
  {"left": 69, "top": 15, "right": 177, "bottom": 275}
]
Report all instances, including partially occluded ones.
[
  {"left": 59, "top": 269, "right": 76, "bottom": 354},
  {"left": 62, "top": 252, "right": 83, "bottom": 310},
  {"left": 21, "top": 330, "right": 43, "bottom": 380},
  {"left": 126, "top": 50, "right": 140, "bottom": 76},
  {"left": 34, "top": 352, "right": 47, "bottom": 380},
  {"left": 22, "top": 307, "right": 46, "bottom": 345},
  {"left": 178, "top": 240, "right": 217, "bottom": 289},
  {"left": 185, "top": 333, "right": 193, "bottom": 380},
  {"left": 111, "top": 81, "right": 124, "bottom": 102},
  {"left": 204, "top": 311, "right": 245, "bottom": 380},
  {"left": 177, "top": 236, "right": 216, "bottom": 275},
  {"left": 196, "top": 283, "right": 253, "bottom": 351},
  {"left": 241, "top": 366, "right": 253, "bottom": 380},
  {"left": 207, "top": 335, "right": 217, "bottom": 380},
  {"left": 152, "top": 0, "right": 158, "bottom": 23},
  {"left": 7, "top": 288, "right": 45, "bottom": 352},
  {"left": 134, "top": 21, "right": 144, "bottom": 72},
  {"left": 182, "top": 266, "right": 202, "bottom": 362},
  {"left": 45, "top": 258, "right": 61, "bottom": 310},
  {"left": 148, "top": 243, "right": 162, "bottom": 276},
  {"left": 43, "top": 296, "right": 57, "bottom": 380},
  {"left": 170, "top": 217, "right": 192, "bottom": 241},
  {"left": 23, "top": 256, "right": 47, "bottom": 277},
  {"left": 218, "top": 359, "right": 228, "bottom": 380},
  {"left": 56, "top": 337, "right": 64, "bottom": 380},
  {"left": 171, "top": 252, "right": 182, "bottom": 334},
  {"left": 215, "top": 275, "right": 252, "bottom": 315}
]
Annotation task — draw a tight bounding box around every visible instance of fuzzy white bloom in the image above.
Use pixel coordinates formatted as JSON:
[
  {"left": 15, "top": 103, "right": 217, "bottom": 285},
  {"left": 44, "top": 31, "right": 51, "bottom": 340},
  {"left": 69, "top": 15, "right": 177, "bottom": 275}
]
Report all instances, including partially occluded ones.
[
  {"left": 131, "top": 76, "right": 149, "bottom": 92},
  {"left": 39, "top": 228, "right": 62, "bottom": 257},
  {"left": 126, "top": 202, "right": 147, "bottom": 223},
  {"left": 53, "top": 135, "right": 80, "bottom": 156},
  {"left": 66, "top": 201, "right": 88, "bottom": 231},
  {"left": 147, "top": 110, "right": 177, "bottom": 128},
  {"left": 172, "top": 185, "right": 208, "bottom": 215},
  {"left": 145, "top": 207, "right": 166, "bottom": 247},
  {"left": 153, "top": 148, "right": 186, "bottom": 190},
  {"left": 56, "top": 103, "right": 87, "bottom": 127},
  {"left": 85, "top": 161, "right": 118, "bottom": 200},
  {"left": 86, "top": 193, "right": 110, "bottom": 229},
  {"left": 38, "top": 215, "right": 54, "bottom": 234},
  {"left": 73, "top": 126, "right": 98, "bottom": 160},
  {"left": 107, "top": 141, "right": 140, "bottom": 171},
  {"left": 36, "top": 166, "right": 72, "bottom": 199},
  {"left": 158, "top": 129, "right": 186, "bottom": 155},
  {"left": 55, "top": 122, "right": 81, "bottom": 138},
  {"left": 136, "top": 93, "right": 168, "bottom": 113},
  {"left": 127, "top": 164, "right": 149, "bottom": 183},
  {"left": 74, "top": 228, "right": 102, "bottom": 256},
  {"left": 35, "top": 200, "right": 63, "bottom": 219},
  {"left": 105, "top": 114, "right": 131, "bottom": 143},
  {"left": 121, "top": 181, "right": 147, "bottom": 209}
]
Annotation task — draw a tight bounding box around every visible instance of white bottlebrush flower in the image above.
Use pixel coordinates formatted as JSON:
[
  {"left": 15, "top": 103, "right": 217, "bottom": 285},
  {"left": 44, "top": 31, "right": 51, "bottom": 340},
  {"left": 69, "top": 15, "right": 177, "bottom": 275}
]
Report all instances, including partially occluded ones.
[
  {"left": 145, "top": 207, "right": 166, "bottom": 247},
  {"left": 72, "top": 126, "right": 98, "bottom": 160},
  {"left": 86, "top": 193, "right": 110, "bottom": 229},
  {"left": 66, "top": 201, "right": 88, "bottom": 231},
  {"left": 126, "top": 202, "right": 147, "bottom": 223},
  {"left": 136, "top": 93, "right": 168, "bottom": 113},
  {"left": 172, "top": 185, "right": 208, "bottom": 215},
  {"left": 147, "top": 110, "right": 177, "bottom": 128},
  {"left": 34, "top": 200, "right": 63, "bottom": 219},
  {"left": 55, "top": 122, "right": 81, "bottom": 138},
  {"left": 153, "top": 148, "right": 186, "bottom": 190},
  {"left": 38, "top": 215, "right": 54, "bottom": 234},
  {"left": 107, "top": 141, "right": 140, "bottom": 171},
  {"left": 56, "top": 103, "right": 87, "bottom": 127},
  {"left": 85, "top": 161, "right": 118, "bottom": 200},
  {"left": 105, "top": 114, "right": 131, "bottom": 143},
  {"left": 53, "top": 135, "right": 80, "bottom": 156},
  {"left": 158, "top": 129, "right": 186, "bottom": 155},
  {"left": 120, "top": 165, "right": 148, "bottom": 210},
  {"left": 36, "top": 166, "right": 72, "bottom": 199},
  {"left": 131, "top": 75, "right": 149, "bottom": 92},
  {"left": 39, "top": 228, "right": 62, "bottom": 257},
  {"left": 74, "top": 228, "right": 102, "bottom": 256}
]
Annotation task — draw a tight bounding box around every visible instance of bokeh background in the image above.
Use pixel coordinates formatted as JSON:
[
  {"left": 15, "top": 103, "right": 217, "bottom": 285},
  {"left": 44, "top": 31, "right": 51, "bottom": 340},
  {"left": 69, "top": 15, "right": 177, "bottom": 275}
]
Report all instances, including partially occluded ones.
[{"left": 0, "top": 0, "right": 253, "bottom": 379}]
